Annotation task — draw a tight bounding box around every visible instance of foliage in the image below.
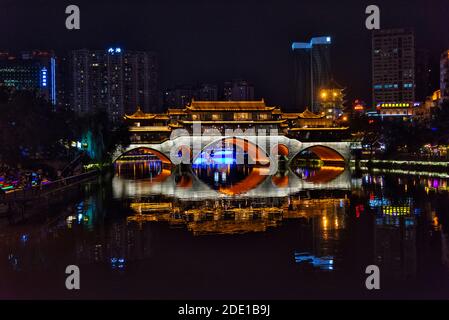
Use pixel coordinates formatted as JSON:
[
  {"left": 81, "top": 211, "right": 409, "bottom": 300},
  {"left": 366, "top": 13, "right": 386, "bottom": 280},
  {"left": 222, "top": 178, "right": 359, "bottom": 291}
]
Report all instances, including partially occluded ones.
[{"left": 0, "top": 87, "right": 130, "bottom": 167}]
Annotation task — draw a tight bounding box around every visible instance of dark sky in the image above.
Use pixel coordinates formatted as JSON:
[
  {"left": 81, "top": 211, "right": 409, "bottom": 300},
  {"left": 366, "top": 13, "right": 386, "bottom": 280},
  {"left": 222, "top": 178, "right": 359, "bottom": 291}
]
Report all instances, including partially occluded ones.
[{"left": 1, "top": 0, "right": 448, "bottom": 111}]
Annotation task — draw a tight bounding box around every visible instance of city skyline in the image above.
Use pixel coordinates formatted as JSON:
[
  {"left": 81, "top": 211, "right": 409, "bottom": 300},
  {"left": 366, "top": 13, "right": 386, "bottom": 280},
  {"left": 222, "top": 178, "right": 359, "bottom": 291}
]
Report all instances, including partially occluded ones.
[
  {"left": 2, "top": 1, "right": 449, "bottom": 303},
  {"left": 1, "top": 0, "right": 448, "bottom": 111}
]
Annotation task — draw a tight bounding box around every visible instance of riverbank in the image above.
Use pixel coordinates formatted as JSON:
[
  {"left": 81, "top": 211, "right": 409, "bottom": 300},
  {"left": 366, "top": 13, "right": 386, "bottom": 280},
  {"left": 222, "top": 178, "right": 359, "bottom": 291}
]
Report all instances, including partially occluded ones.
[
  {"left": 353, "top": 159, "right": 449, "bottom": 174},
  {"left": 0, "top": 170, "right": 103, "bottom": 222}
]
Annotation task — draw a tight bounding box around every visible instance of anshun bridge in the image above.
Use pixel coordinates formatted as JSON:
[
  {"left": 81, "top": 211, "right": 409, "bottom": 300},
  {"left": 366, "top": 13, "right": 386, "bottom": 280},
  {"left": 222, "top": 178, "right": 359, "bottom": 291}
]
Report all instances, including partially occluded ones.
[{"left": 113, "top": 99, "right": 359, "bottom": 167}]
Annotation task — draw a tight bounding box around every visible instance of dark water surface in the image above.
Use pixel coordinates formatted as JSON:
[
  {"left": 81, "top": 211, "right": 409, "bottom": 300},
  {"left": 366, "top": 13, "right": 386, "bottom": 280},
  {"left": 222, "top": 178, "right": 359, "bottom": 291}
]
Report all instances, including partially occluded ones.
[{"left": 1, "top": 163, "right": 449, "bottom": 299}]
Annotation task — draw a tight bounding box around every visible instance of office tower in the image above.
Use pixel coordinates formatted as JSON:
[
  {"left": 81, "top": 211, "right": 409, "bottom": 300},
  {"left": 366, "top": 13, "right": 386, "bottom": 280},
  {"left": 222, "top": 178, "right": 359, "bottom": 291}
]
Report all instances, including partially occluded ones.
[
  {"left": 164, "top": 85, "right": 196, "bottom": 108},
  {"left": 0, "top": 50, "right": 57, "bottom": 105},
  {"left": 163, "top": 83, "right": 219, "bottom": 108},
  {"left": 441, "top": 50, "right": 449, "bottom": 102},
  {"left": 55, "top": 55, "right": 71, "bottom": 109},
  {"left": 223, "top": 80, "right": 255, "bottom": 101},
  {"left": 292, "top": 36, "right": 332, "bottom": 112},
  {"left": 415, "top": 49, "right": 433, "bottom": 102},
  {"left": 197, "top": 83, "right": 218, "bottom": 101},
  {"left": 372, "top": 28, "right": 415, "bottom": 107},
  {"left": 71, "top": 47, "right": 159, "bottom": 121}
]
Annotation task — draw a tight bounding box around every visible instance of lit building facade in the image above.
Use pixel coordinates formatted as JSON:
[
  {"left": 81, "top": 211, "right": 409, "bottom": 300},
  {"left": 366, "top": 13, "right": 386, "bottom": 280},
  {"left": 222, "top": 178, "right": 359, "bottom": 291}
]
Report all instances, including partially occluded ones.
[
  {"left": 71, "top": 47, "right": 159, "bottom": 121},
  {"left": 0, "top": 50, "right": 57, "bottom": 105},
  {"left": 292, "top": 36, "right": 332, "bottom": 112},
  {"left": 372, "top": 28, "right": 415, "bottom": 107},
  {"left": 318, "top": 80, "right": 346, "bottom": 120},
  {"left": 124, "top": 99, "right": 349, "bottom": 145},
  {"left": 441, "top": 50, "right": 449, "bottom": 102}
]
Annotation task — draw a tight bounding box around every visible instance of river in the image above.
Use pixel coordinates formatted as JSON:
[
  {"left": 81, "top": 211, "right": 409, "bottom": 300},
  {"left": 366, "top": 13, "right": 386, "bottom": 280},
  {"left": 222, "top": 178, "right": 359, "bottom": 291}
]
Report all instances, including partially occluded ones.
[{"left": 1, "top": 161, "right": 448, "bottom": 299}]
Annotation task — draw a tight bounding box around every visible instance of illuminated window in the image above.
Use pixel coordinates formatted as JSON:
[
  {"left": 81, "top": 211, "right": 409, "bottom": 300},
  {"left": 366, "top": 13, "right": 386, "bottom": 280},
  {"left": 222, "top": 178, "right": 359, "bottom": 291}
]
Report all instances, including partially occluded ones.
[
  {"left": 211, "top": 114, "right": 222, "bottom": 121},
  {"left": 259, "top": 113, "right": 269, "bottom": 120},
  {"left": 192, "top": 114, "right": 200, "bottom": 120},
  {"left": 234, "top": 112, "right": 251, "bottom": 120}
]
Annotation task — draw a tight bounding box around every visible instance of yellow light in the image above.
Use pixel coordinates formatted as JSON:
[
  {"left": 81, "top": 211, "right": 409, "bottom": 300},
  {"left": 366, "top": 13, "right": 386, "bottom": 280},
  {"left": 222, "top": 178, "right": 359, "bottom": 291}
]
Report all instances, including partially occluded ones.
[
  {"left": 322, "top": 216, "right": 328, "bottom": 229},
  {"left": 433, "top": 216, "right": 439, "bottom": 227},
  {"left": 321, "top": 91, "right": 327, "bottom": 99}
]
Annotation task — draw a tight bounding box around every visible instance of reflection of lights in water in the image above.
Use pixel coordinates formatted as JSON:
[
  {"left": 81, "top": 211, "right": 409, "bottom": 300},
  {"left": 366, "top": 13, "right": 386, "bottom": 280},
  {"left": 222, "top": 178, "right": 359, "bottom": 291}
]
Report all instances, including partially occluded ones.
[
  {"left": 434, "top": 216, "right": 439, "bottom": 228},
  {"left": 66, "top": 200, "right": 94, "bottom": 228},
  {"left": 294, "top": 253, "right": 334, "bottom": 271},
  {"left": 214, "top": 171, "right": 219, "bottom": 183},
  {"left": 115, "top": 159, "right": 163, "bottom": 179},
  {"left": 382, "top": 206, "right": 411, "bottom": 216},
  {"left": 20, "top": 234, "right": 29, "bottom": 244},
  {"left": 322, "top": 216, "right": 328, "bottom": 229},
  {"left": 8, "top": 254, "right": 19, "bottom": 270},
  {"left": 110, "top": 257, "right": 125, "bottom": 269},
  {"left": 355, "top": 204, "right": 365, "bottom": 218},
  {"left": 369, "top": 197, "right": 391, "bottom": 208}
]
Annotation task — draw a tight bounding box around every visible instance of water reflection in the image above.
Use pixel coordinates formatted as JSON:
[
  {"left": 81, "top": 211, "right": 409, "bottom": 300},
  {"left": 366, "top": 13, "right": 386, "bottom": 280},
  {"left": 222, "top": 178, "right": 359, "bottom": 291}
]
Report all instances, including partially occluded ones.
[{"left": 1, "top": 161, "right": 449, "bottom": 299}]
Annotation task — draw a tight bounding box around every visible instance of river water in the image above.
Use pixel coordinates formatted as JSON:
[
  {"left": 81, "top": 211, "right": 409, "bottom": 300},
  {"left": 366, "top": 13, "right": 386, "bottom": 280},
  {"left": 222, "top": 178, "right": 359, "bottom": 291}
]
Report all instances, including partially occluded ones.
[{"left": 1, "top": 161, "right": 448, "bottom": 299}]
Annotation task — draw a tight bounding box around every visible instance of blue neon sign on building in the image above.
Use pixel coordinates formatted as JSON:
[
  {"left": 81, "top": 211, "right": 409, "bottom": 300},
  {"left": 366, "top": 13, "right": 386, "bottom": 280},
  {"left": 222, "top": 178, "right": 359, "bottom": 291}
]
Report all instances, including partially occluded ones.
[{"left": 40, "top": 67, "right": 47, "bottom": 87}]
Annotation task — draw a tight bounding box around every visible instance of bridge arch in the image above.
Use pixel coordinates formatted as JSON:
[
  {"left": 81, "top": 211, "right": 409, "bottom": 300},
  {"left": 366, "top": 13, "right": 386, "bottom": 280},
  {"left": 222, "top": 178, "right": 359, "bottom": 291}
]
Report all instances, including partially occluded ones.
[
  {"left": 295, "top": 145, "right": 345, "bottom": 163},
  {"left": 114, "top": 147, "right": 172, "bottom": 165},
  {"left": 193, "top": 137, "right": 271, "bottom": 166},
  {"left": 272, "top": 144, "right": 289, "bottom": 157}
]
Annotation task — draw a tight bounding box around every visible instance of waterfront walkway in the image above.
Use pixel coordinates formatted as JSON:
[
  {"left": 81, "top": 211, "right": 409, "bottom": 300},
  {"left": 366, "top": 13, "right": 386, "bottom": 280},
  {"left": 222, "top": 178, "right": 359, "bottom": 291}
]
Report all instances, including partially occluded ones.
[{"left": 0, "top": 170, "right": 98, "bottom": 207}]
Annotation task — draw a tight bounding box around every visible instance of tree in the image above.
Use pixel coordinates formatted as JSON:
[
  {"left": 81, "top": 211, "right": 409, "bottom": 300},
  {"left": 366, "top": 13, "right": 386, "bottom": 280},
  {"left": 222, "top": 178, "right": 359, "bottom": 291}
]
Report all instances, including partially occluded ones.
[{"left": 0, "top": 89, "right": 73, "bottom": 165}]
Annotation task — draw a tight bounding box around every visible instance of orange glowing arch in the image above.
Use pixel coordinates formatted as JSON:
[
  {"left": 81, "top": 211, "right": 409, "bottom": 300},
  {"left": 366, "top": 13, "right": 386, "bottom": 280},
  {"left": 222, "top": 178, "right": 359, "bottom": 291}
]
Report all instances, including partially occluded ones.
[
  {"left": 299, "top": 145, "right": 345, "bottom": 163},
  {"left": 218, "top": 167, "right": 269, "bottom": 195},
  {"left": 272, "top": 144, "right": 289, "bottom": 157}
]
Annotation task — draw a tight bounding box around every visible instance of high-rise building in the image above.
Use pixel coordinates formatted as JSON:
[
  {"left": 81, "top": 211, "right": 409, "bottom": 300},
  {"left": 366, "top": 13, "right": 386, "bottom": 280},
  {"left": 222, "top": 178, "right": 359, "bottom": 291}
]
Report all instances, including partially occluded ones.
[
  {"left": 71, "top": 47, "right": 159, "bottom": 121},
  {"left": 164, "top": 85, "right": 196, "bottom": 108},
  {"left": 372, "top": 28, "right": 415, "bottom": 107},
  {"left": 55, "top": 55, "right": 71, "bottom": 109},
  {"left": 292, "top": 36, "right": 332, "bottom": 112},
  {"left": 441, "top": 50, "right": 449, "bottom": 102},
  {"left": 223, "top": 80, "right": 254, "bottom": 101},
  {"left": 197, "top": 83, "right": 218, "bottom": 101},
  {"left": 163, "top": 83, "right": 219, "bottom": 108},
  {"left": 0, "top": 50, "right": 57, "bottom": 105},
  {"left": 415, "top": 49, "right": 433, "bottom": 102}
]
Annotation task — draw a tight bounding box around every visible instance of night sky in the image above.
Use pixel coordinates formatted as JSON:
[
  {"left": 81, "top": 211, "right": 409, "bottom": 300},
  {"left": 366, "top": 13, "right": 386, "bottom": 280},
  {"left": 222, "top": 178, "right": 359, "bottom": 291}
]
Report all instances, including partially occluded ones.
[{"left": 1, "top": 0, "right": 448, "bottom": 111}]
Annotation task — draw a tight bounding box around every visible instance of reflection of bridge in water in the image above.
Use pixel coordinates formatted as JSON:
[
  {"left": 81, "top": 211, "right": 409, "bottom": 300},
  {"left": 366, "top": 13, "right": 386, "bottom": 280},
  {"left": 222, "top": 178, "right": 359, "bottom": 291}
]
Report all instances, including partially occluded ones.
[
  {"left": 111, "top": 100, "right": 358, "bottom": 235},
  {"left": 112, "top": 167, "right": 353, "bottom": 201},
  {"left": 126, "top": 196, "right": 349, "bottom": 236},
  {"left": 113, "top": 164, "right": 354, "bottom": 235}
]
